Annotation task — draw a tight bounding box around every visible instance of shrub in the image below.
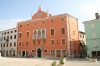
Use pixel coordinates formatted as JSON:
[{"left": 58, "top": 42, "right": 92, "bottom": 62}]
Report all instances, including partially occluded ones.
[
  {"left": 92, "top": 55, "right": 97, "bottom": 59},
  {"left": 59, "top": 57, "right": 64, "bottom": 64},
  {"left": 51, "top": 61, "right": 56, "bottom": 66},
  {"left": 88, "top": 55, "right": 90, "bottom": 58}
]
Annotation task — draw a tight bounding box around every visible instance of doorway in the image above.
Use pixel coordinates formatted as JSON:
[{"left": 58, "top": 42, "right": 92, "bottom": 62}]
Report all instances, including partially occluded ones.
[
  {"left": 22, "top": 51, "right": 25, "bottom": 57},
  {"left": 92, "top": 51, "right": 96, "bottom": 57},
  {"left": 37, "top": 48, "right": 41, "bottom": 57}
]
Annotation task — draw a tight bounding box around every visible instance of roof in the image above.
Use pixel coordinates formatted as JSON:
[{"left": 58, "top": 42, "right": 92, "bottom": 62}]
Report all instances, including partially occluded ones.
[
  {"left": 82, "top": 19, "right": 100, "bottom": 24},
  {"left": 79, "top": 31, "right": 85, "bottom": 34}
]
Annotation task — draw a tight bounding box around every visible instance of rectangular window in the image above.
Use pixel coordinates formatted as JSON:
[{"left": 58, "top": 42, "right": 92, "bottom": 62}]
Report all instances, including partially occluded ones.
[
  {"left": 51, "top": 50, "right": 55, "bottom": 55},
  {"left": 83, "top": 35, "right": 84, "bottom": 38},
  {"left": 51, "top": 39, "right": 54, "bottom": 45},
  {"left": 34, "top": 22, "right": 36, "bottom": 25},
  {"left": 10, "top": 43, "right": 12, "bottom": 47},
  {"left": 7, "top": 32, "right": 9, "bottom": 34},
  {"left": 51, "top": 29, "right": 54, "bottom": 35},
  {"left": 1, "top": 43, "right": 2, "bottom": 47},
  {"left": 6, "top": 43, "right": 8, "bottom": 47},
  {"left": 62, "top": 50, "right": 66, "bottom": 55},
  {"left": 27, "top": 32, "right": 29, "bottom": 37},
  {"left": 73, "top": 31, "right": 75, "bottom": 35},
  {"left": 14, "top": 35, "right": 16, "bottom": 39},
  {"left": 62, "top": 39, "right": 66, "bottom": 44},
  {"left": 19, "top": 33, "right": 22, "bottom": 38},
  {"left": 3, "top": 37, "right": 5, "bottom": 41},
  {"left": 4, "top": 32, "right": 6, "bottom": 35},
  {"left": 10, "top": 36, "right": 12, "bottom": 39},
  {"left": 74, "top": 50, "right": 76, "bottom": 54},
  {"left": 80, "top": 35, "right": 81, "bottom": 38},
  {"left": 61, "top": 28, "right": 65, "bottom": 34},
  {"left": 3, "top": 43, "right": 5, "bottom": 47},
  {"left": 14, "top": 42, "right": 16, "bottom": 47},
  {"left": 26, "top": 41, "right": 29, "bottom": 46},
  {"left": 19, "top": 42, "right": 21, "bottom": 46}
]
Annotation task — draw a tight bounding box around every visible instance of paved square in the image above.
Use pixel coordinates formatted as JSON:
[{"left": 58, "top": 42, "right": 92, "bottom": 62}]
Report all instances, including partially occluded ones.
[{"left": 0, "top": 56, "right": 100, "bottom": 66}]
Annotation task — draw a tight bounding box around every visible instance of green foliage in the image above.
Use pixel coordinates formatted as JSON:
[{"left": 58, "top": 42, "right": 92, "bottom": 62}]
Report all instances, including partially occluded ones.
[
  {"left": 88, "top": 55, "right": 90, "bottom": 58},
  {"left": 51, "top": 61, "right": 56, "bottom": 66},
  {"left": 92, "top": 55, "right": 97, "bottom": 59},
  {"left": 59, "top": 57, "right": 64, "bottom": 64}
]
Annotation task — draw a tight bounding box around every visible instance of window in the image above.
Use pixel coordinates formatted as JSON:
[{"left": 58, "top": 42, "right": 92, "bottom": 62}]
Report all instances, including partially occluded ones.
[
  {"left": 14, "top": 35, "right": 16, "bottom": 39},
  {"left": 73, "top": 31, "right": 75, "bottom": 35},
  {"left": 51, "top": 50, "right": 55, "bottom": 55},
  {"left": 42, "top": 21, "right": 45, "bottom": 24},
  {"left": 10, "top": 36, "right": 12, "bottom": 39},
  {"left": 83, "top": 35, "right": 84, "bottom": 38},
  {"left": 93, "top": 42, "right": 98, "bottom": 48},
  {"left": 91, "top": 24, "right": 94, "bottom": 29},
  {"left": 19, "top": 33, "right": 22, "bottom": 38},
  {"left": 10, "top": 43, "right": 12, "bottom": 47},
  {"left": 20, "top": 25, "right": 22, "bottom": 27},
  {"left": 44, "top": 50, "right": 47, "bottom": 52},
  {"left": 32, "top": 50, "right": 34, "bottom": 52},
  {"left": 26, "top": 32, "right": 29, "bottom": 37},
  {"left": 4, "top": 32, "right": 6, "bottom": 35},
  {"left": 19, "top": 42, "right": 21, "bottom": 46},
  {"left": 74, "top": 50, "right": 76, "bottom": 54},
  {"left": 92, "top": 33, "right": 96, "bottom": 38},
  {"left": 51, "top": 39, "right": 55, "bottom": 45},
  {"left": 34, "top": 22, "right": 36, "bottom": 25},
  {"left": 80, "top": 34, "right": 81, "bottom": 38},
  {"left": 3, "top": 43, "right": 5, "bottom": 47},
  {"left": 61, "top": 28, "right": 65, "bottom": 34},
  {"left": 7, "top": 32, "right": 9, "bottom": 34},
  {"left": 62, "top": 50, "right": 66, "bottom": 55},
  {"left": 6, "top": 43, "right": 8, "bottom": 47},
  {"left": 26, "top": 41, "right": 29, "bottom": 46},
  {"left": 4, "top": 37, "right": 6, "bottom": 40},
  {"left": 15, "top": 30, "right": 17, "bottom": 32},
  {"left": 51, "top": 20, "right": 53, "bottom": 23},
  {"left": 61, "top": 18, "right": 64, "bottom": 21},
  {"left": 11, "top": 31, "right": 13, "bottom": 33},
  {"left": 27, "top": 24, "right": 29, "bottom": 26},
  {"left": 38, "top": 13, "right": 41, "bottom": 16},
  {"left": 62, "top": 39, "right": 66, "bottom": 44},
  {"left": 51, "top": 29, "right": 54, "bottom": 35},
  {"left": 14, "top": 42, "right": 16, "bottom": 47}
]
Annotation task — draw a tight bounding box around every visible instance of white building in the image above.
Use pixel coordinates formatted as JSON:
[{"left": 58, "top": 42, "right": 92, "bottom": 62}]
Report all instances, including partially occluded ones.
[{"left": 0, "top": 28, "right": 18, "bottom": 57}]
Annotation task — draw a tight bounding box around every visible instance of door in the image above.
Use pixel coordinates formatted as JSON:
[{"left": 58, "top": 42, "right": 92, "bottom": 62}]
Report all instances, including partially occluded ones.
[
  {"left": 56, "top": 50, "right": 61, "bottom": 57},
  {"left": 37, "top": 48, "right": 41, "bottom": 57}
]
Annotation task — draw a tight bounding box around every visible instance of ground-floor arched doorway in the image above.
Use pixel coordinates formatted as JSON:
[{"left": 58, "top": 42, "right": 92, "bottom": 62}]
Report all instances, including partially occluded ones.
[{"left": 37, "top": 48, "right": 41, "bottom": 57}]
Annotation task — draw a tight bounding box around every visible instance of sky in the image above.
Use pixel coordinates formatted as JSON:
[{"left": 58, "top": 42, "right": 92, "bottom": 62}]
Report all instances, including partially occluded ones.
[{"left": 0, "top": 0, "right": 100, "bottom": 32}]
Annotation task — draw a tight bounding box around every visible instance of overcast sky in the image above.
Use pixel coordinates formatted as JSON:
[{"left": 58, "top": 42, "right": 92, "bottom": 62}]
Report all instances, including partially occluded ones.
[{"left": 0, "top": 0, "right": 100, "bottom": 32}]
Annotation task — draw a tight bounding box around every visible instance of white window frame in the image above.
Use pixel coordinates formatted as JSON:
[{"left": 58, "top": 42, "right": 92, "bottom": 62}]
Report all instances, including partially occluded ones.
[{"left": 50, "top": 28, "right": 55, "bottom": 35}]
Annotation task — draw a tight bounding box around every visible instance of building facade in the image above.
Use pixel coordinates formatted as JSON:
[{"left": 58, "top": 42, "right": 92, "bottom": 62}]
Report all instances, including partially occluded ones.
[
  {"left": 79, "top": 31, "right": 87, "bottom": 58},
  {"left": 83, "top": 13, "right": 100, "bottom": 57},
  {"left": 0, "top": 28, "right": 18, "bottom": 57},
  {"left": 17, "top": 6, "right": 80, "bottom": 58}
]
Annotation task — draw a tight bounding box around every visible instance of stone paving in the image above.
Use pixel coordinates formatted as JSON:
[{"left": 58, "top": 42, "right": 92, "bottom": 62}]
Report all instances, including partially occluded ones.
[{"left": 0, "top": 55, "right": 100, "bottom": 66}]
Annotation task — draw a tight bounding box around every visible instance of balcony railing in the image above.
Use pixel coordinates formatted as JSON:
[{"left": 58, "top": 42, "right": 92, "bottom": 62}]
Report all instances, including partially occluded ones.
[{"left": 33, "top": 35, "right": 46, "bottom": 39}]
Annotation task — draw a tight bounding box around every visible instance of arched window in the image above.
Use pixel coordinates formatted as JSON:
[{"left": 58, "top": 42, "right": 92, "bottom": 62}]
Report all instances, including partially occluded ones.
[
  {"left": 38, "top": 30, "right": 41, "bottom": 35},
  {"left": 34, "top": 31, "right": 37, "bottom": 36},
  {"left": 42, "top": 30, "right": 45, "bottom": 35}
]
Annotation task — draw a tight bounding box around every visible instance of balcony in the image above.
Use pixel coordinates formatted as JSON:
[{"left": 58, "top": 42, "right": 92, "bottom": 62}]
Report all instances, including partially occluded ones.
[{"left": 42, "top": 35, "right": 46, "bottom": 38}]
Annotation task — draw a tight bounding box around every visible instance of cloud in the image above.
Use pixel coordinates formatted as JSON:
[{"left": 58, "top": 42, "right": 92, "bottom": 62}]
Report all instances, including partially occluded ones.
[
  {"left": 82, "top": 5, "right": 100, "bottom": 20},
  {"left": 0, "top": 19, "right": 25, "bottom": 31}
]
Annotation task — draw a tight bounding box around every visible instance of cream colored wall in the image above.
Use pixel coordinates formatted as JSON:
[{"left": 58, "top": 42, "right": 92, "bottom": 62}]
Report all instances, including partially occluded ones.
[{"left": 79, "top": 32, "right": 86, "bottom": 45}]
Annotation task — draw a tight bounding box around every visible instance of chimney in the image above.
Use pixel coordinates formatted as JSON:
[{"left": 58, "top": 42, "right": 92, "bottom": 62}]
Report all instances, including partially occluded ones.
[
  {"left": 95, "top": 13, "right": 99, "bottom": 19},
  {"left": 38, "top": 6, "right": 42, "bottom": 11},
  {"left": 47, "top": 10, "right": 49, "bottom": 17}
]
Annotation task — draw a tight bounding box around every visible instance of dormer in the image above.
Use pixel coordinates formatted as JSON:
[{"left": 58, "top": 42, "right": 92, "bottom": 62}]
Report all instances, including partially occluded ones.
[{"left": 32, "top": 6, "right": 52, "bottom": 20}]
